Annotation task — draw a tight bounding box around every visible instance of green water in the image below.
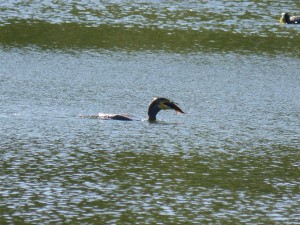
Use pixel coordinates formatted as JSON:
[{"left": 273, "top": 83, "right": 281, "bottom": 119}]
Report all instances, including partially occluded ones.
[
  {"left": 1, "top": 21, "right": 299, "bottom": 55},
  {"left": 1, "top": 0, "right": 300, "bottom": 224},
  {"left": 1, "top": 0, "right": 300, "bottom": 55}
]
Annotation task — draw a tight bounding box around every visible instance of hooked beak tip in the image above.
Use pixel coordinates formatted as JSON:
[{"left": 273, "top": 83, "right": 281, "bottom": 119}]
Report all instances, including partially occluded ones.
[{"left": 165, "top": 102, "right": 184, "bottom": 114}]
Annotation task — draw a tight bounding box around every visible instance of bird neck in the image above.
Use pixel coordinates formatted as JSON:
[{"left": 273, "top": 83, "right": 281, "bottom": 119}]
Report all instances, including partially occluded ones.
[
  {"left": 285, "top": 15, "right": 290, "bottom": 23},
  {"left": 148, "top": 103, "right": 161, "bottom": 122}
]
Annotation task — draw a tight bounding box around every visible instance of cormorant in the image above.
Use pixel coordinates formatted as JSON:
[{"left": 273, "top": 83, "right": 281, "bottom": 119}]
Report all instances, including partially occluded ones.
[
  {"left": 280, "top": 13, "right": 300, "bottom": 24},
  {"left": 81, "top": 97, "right": 184, "bottom": 122}
]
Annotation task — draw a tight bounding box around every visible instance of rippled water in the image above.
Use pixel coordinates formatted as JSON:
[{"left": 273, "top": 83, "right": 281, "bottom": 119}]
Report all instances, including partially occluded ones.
[
  {"left": 1, "top": 49, "right": 299, "bottom": 224},
  {"left": 1, "top": 0, "right": 299, "bottom": 32},
  {"left": 1, "top": 0, "right": 300, "bottom": 224},
  {"left": 1, "top": 0, "right": 300, "bottom": 55}
]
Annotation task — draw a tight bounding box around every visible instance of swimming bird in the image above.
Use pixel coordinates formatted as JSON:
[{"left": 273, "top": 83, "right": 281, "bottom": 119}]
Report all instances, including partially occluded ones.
[
  {"left": 81, "top": 97, "right": 184, "bottom": 122},
  {"left": 280, "top": 13, "right": 300, "bottom": 24}
]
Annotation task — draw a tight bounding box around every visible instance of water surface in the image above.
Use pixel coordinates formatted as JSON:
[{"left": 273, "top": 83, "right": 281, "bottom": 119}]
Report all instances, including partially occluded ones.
[
  {"left": 1, "top": 49, "right": 299, "bottom": 224},
  {"left": 0, "top": 0, "right": 300, "bottom": 55},
  {"left": 0, "top": 0, "right": 300, "bottom": 224}
]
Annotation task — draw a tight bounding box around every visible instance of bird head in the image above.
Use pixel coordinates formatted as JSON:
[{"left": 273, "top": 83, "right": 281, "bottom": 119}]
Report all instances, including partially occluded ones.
[
  {"left": 280, "top": 13, "right": 289, "bottom": 23},
  {"left": 157, "top": 98, "right": 184, "bottom": 113},
  {"left": 148, "top": 97, "right": 184, "bottom": 121}
]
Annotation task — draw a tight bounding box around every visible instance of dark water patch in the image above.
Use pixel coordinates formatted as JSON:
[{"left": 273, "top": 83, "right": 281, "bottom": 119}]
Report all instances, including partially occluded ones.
[{"left": 0, "top": 20, "right": 299, "bottom": 56}]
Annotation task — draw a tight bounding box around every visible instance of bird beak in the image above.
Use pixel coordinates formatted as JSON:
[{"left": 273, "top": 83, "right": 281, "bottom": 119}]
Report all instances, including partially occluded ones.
[{"left": 164, "top": 101, "right": 184, "bottom": 114}]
